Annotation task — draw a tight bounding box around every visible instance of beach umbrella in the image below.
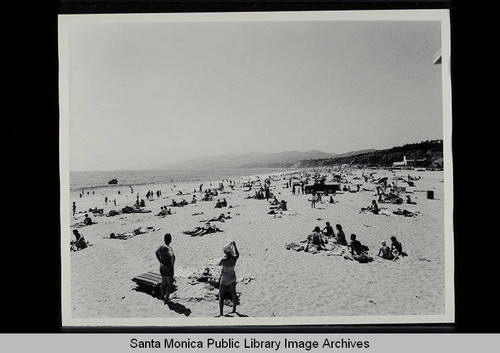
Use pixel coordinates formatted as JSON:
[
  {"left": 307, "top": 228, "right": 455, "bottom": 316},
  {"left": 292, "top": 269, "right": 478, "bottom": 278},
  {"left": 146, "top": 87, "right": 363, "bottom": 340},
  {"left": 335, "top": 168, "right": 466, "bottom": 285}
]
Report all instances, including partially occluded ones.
[
  {"left": 392, "top": 176, "right": 405, "bottom": 187},
  {"left": 377, "top": 177, "right": 388, "bottom": 184}
]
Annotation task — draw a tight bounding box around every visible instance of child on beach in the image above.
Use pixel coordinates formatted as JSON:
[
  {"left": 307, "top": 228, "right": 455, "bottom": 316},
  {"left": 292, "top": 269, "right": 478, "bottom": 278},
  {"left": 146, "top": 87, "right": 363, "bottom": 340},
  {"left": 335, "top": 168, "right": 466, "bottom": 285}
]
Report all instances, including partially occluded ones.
[
  {"left": 377, "top": 241, "right": 394, "bottom": 260},
  {"left": 218, "top": 241, "right": 239, "bottom": 317}
]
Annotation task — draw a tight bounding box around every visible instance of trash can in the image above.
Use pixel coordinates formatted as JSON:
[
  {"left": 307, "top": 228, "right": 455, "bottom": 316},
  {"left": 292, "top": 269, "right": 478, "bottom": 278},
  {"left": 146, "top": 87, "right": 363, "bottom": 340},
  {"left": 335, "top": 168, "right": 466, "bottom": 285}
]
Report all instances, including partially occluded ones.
[{"left": 427, "top": 190, "right": 434, "bottom": 199}]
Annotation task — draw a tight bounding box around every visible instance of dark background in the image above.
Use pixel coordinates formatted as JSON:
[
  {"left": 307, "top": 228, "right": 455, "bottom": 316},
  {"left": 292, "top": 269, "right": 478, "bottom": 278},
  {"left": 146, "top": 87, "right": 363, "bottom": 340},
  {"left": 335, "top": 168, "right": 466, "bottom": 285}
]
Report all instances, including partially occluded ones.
[{"left": 3, "top": 0, "right": 493, "bottom": 334}]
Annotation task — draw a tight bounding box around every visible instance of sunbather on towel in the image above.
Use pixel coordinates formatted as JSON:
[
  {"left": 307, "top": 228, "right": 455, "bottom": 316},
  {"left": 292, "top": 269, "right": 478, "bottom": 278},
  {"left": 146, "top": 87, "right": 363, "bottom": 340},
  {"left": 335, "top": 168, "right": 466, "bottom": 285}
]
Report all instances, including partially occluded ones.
[
  {"left": 392, "top": 208, "right": 416, "bottom": 217},
  {"left": 183, "top": 222, "right": 221, "bottom": 237}
]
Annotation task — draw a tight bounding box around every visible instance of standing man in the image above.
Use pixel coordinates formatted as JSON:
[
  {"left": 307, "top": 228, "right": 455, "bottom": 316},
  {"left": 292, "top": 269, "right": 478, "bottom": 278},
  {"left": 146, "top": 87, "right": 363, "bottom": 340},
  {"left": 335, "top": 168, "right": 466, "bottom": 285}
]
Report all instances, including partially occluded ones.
[
  {"left": 156, "top": 233, "right": 176, "bottom": 304},
  {"left": 72, "top": 202, "right": 76, "bottom": 216}
]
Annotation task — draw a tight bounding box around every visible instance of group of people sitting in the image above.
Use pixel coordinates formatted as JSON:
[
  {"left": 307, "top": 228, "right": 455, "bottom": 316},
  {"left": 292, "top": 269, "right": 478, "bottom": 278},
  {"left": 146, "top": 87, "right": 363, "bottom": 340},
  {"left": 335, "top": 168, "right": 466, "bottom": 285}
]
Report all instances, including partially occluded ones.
[
  {"left": 157, "top": 206, "right": 172, "bottom": 216},
  {"left": 268, "top": 199, "right": 287, "bottom": 214},
  {"left": 376, "top": 188, "right": 404, "bottom": 204},
  {"left": 301, "top": 222, "right": 408, "bottom": 263},
  {"left": 304, "top": 223, "right": 348, "bottom": 252},
  {"left": 171, "top": 199, "right": 188, "bottom": 207}
]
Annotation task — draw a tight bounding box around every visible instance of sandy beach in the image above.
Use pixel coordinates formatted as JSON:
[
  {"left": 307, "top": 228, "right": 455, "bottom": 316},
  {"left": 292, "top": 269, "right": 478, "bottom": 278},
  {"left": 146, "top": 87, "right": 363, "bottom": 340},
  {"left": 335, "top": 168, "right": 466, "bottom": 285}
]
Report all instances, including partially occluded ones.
[{"left": 65, "top": 167, "right": 448, "bottom": 324}]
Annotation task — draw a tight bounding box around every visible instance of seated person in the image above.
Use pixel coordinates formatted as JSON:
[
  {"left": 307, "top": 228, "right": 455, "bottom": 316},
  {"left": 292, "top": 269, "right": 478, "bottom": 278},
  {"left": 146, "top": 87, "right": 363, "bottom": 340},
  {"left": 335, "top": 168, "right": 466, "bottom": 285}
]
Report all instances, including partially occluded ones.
[
  {"left": 157, "top": 206, "right": 170, "bottom": 216},
  {"left": 171, "top": 199, "right": 179, "bottom": 207},
  {"left": 305, "top": 226, "right": 327, "bottom": 251},
  {"left": 191, "top": 195, "right": 197, "bottom": 204},
  {"left": 71, "top": 229, "right": 88, "bottom": 250},
  {"left": 83, "top": 214, "right": 93, "bottom": 225},
  {"left": 215, "top": 199, "right": 224, "bottom": 208},
  {"left": 335, "top": 224, "right": 348, "bottom": 246},
  {"left": 349, "top": 234, "right": 372, "bottom": 262},
  {"left": 139, "top": 199, "right": 146, "bottom": 207},
  {"left": 390, "top": 236, "right": 407, "bottom": 258},
  {"left": 406, "top": 195, "right": 416, "bottom": 204},
  {"left": 360, "top": 200, "right": 379, "bottom": 214},
  {"left": 377, "top": 241, "right": 394, "bottom": 260},
  {"left": 269, "top": 196, "right": 279, "bottom": 205},
  {"left": 322, "top": 222, "right": 335, "bottom": 238},
  {"left": 329, "top": 196, "right": 335, "bottom": 204}
]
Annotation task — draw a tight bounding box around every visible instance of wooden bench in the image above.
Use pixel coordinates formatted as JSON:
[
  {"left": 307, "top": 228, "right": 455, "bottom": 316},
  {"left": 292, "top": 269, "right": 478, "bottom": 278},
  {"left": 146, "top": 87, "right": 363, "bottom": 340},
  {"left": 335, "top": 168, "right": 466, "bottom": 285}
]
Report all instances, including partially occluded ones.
[{"left": 132, "top": 272, "right": 162, "bottom": 297}]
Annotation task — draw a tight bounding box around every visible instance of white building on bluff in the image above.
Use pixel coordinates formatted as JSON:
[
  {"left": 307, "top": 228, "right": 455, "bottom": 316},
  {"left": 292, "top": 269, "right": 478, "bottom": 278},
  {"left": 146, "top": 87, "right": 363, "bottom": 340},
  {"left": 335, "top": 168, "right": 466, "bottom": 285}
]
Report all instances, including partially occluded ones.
[{"left": 393, "top": 155, "right": 427, "bottom": 168}]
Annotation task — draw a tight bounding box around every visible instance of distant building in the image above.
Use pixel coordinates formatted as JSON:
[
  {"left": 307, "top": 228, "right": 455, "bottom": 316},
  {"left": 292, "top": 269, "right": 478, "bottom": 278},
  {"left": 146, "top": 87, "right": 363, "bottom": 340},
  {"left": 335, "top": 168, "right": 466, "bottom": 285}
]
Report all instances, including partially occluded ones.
[
  {"left": 393, "top": 156, "right": 427, "bottom": 168},
  {"left": 393, "top": 156, "right": 414, "bottom": 167}
]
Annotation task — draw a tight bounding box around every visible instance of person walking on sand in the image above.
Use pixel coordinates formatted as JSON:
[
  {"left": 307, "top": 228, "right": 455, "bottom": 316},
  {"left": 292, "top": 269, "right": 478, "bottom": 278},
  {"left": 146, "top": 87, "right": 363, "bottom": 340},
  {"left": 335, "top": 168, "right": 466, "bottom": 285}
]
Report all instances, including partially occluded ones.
[
  {"left": 155, "top": 233, "right": 176, "bottom": 304},
  {"left": 311, "top": 191, "right": 317, "bottom": 208},
  {"left": 218, "top": 240, "right": 239, "bottom": 317}
]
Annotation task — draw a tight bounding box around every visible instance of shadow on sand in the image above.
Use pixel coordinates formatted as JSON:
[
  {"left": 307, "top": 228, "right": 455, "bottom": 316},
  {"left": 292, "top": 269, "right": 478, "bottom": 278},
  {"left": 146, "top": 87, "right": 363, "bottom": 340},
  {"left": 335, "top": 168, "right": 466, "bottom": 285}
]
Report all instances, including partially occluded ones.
[{"left": 166, "top": 301, "right": 191, "bottom": 316}]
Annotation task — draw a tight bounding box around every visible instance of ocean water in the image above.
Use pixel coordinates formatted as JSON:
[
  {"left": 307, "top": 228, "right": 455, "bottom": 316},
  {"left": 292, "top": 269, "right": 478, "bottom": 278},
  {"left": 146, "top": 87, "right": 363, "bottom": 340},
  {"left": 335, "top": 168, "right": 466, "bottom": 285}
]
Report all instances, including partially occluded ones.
[{"left": 70, "top": 168, "right": 291, "bottom": 192}]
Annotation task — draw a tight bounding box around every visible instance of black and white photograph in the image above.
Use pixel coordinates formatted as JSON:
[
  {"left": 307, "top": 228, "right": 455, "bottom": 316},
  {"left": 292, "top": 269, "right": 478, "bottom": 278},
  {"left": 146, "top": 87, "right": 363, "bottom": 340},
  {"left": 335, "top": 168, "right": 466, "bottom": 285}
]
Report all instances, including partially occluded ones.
[{"left": 58, "top": 9, "right": 453, "bottom": 326}]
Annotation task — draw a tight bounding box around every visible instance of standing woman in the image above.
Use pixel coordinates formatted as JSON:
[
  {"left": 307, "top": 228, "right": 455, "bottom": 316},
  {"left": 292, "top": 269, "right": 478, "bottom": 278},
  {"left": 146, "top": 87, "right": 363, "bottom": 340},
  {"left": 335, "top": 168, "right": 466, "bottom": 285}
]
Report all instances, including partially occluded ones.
[{"left": 218, "top": 240, "right": 239, "bottom": 316}]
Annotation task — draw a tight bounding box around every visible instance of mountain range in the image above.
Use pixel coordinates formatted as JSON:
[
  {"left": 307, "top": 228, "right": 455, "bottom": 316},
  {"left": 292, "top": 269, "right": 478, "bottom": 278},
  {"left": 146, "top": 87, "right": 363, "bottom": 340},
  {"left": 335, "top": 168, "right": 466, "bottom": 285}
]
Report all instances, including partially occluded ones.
[{"left": 164, "top": 149, "right": 376, "bottom": 170}]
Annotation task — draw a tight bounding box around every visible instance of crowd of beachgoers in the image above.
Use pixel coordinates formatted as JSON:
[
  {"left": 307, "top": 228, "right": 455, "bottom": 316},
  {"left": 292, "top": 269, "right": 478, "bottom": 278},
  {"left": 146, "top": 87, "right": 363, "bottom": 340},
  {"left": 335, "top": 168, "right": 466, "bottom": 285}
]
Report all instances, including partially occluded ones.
[{"left": 68, "top": 167, "right": 446, "bottom": 320}]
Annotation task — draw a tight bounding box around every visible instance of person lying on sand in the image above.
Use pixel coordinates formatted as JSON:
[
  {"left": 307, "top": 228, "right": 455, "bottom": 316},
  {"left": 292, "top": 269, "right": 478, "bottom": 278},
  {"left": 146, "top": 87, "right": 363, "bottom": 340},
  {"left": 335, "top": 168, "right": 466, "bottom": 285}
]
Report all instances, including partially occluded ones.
[
  {"left": 305, "top": 226, "right": 327, "bottom": 252},
  {"left": 392, "top": 208, "right": 417, "bottom": 217},
  {"left": 217, "top": 241, "right": 239, "bottom": 317},
  {"left": 201, "top": 213, "right": 232, "bottom": 223},
  {"left": 183, "top": 222, "right": 222, "bottom": 237},
  {"left": 348, "top": 234, "right": 372, "bottom": 262},
  {"left": 71, "top": 229, "right": 89, "bottom": 251},
  {"left": 121, "top": 206, "right": 151, "bottom": 214}
]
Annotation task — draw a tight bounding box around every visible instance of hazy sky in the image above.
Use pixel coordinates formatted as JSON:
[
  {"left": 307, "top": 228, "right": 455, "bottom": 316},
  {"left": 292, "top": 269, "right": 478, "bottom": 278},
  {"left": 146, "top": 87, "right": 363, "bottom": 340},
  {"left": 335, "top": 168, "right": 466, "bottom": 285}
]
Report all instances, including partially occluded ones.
[{"left": 63, "top": 15, "right": 443, "bottom": 171}]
